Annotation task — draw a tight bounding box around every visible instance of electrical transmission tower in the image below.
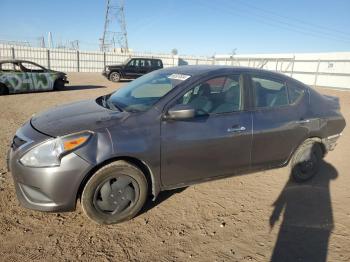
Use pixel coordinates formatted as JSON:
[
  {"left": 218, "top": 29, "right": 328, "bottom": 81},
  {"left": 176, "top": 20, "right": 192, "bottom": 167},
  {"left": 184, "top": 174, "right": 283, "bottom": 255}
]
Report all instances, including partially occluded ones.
[{"left": 101, "top": 0, "right": 129, "bottom": 52}]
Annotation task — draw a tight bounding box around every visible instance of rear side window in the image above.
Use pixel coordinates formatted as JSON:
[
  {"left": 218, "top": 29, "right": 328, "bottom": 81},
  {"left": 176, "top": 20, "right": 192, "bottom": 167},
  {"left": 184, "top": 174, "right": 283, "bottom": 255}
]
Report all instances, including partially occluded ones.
[
  {"left": 0, "top": 62, "right": 21, "bottom": 72},
  {"left": 140, "top": 59, "right": 151, "bottom": 68},
  {"left": 152, "top": 60, "right": 162, "bottom": 67},
  {"left": 252, "top": 76, "right": 288, "bottom": 108}
]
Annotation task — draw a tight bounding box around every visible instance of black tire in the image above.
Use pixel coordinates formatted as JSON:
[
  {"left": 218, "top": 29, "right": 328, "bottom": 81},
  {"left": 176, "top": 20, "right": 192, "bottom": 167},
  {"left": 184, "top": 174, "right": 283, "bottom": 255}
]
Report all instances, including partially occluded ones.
[
  {"left": 290, "top": 139, "right": 323, "bottom": 182},
  {"left": 0, "top": 83, "right": 9, "bottom": 95},
  {"left": 109, "top": 72, "right": 121, "bottom": 82},
  {"left": 53, "top": 79, "right": 65, "bottom": 91},
  {"left": 81, "top": 161, "right": 148, "bottom": 224}
]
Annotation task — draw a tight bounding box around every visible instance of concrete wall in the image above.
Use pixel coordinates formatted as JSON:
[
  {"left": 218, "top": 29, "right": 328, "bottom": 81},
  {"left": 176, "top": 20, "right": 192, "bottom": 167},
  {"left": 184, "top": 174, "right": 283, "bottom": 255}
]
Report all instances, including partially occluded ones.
[{"left": 214, "top": 52, "right": 350, "bottom": 89}]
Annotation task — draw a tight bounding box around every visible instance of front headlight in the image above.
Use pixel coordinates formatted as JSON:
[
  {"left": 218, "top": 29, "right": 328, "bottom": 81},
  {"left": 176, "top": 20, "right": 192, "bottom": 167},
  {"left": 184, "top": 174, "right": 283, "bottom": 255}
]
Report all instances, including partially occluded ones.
[
  {"left": 20, "top": 132, "right": 92, "bottom": 167},
  {"left": 105, "top": 66, "right": 110, "bottom": 72}
]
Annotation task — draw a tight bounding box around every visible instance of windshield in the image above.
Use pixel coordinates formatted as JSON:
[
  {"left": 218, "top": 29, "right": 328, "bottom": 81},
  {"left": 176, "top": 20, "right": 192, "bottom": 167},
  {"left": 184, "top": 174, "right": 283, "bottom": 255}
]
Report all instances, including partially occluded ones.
[
  {"left": 123, "top": 58, "right": 131, "bottom": 65},
  {"left": 105, "top": 70, "right": 191, "bottom": 112}
]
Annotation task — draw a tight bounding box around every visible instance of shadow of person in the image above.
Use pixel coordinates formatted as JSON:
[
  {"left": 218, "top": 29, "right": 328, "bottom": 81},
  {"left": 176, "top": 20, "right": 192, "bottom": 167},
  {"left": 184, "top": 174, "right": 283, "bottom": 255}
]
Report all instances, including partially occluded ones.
[{"left": 270, "top": 159, "right": 338, "bottom": 262}]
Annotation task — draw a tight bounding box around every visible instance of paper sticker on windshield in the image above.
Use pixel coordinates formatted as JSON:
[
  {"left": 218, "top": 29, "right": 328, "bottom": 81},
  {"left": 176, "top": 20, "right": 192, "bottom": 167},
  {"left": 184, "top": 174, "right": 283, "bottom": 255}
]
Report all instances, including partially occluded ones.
[{"left": 168, "top": 74, "right": 191, "bottom": 81}]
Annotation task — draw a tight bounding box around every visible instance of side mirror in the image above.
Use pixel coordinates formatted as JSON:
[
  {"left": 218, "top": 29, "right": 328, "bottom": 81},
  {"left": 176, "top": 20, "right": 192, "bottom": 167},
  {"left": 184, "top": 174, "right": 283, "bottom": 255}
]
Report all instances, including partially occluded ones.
[{"left": 166, "top": 104, "right": 195, "bottom": 120}]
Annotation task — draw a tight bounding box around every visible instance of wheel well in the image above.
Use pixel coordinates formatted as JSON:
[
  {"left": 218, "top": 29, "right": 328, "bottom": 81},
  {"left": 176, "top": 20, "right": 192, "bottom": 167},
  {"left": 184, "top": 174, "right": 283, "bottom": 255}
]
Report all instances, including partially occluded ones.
[
  {"left": 287, "top": 137, "right": 326, "bottom": 166},
  {"left": 0, "top": 82, "right": 9, "bottom": 95},
  {"left": 76, "top": 156, "right": 155, "bottom": 203},
  {"left": 109, "top": 70, "right": 123, "bottom": 78},
  {"left": 307, "top": 137, "right": 327, "bottom": 156}
]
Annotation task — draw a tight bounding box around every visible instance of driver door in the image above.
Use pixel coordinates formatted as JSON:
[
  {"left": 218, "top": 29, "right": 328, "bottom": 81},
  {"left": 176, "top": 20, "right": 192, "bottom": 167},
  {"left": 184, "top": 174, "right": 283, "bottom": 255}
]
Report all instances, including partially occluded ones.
[
  {"left": 125, "top": 59, "right": 140, "bottom": 78},
  {"left": 21, "top": 62, "right": 53, "bottom": 91},
  {"left": 161, "top": 74, "right": 252, "bottom": 187}
]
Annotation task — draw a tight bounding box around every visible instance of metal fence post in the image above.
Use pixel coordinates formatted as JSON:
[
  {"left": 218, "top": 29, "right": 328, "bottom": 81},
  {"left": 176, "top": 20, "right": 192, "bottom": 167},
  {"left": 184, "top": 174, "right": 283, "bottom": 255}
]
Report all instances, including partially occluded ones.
[
  {"left": 47, "top": 49, "right": 51, "bottom": 69},
  {"left": 275, "top": 58, "right": 279, "bottom": 71},
  {"left": 77, "top": 51, "right": 80, "bottom": 72},
  {"left": 290, "top": 56, "right": 295, "bottom": 77},
  {"left": 103, "top": 52, "right": 106, "bottom": 68},
  {"left": 314, "top": 59, "right": 321, "bottom": 88},
  {"left": 11, "top": 47, "right": 15, "bottom": 59}
]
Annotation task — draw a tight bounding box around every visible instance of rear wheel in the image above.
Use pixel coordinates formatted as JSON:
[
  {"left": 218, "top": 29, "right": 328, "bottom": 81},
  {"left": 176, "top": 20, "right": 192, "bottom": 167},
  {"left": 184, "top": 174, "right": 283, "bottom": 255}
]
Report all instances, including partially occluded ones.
[
  {"left": 0, "top": 84, "right": 9, "bottom": 95},
  {"left": 290, "top": 139, "right": 323, "bottom": 182},
  {"left": 109, "top": 72, "right": 121, "bottom": 82},
  {"left": 81, "top": 161, "right": 148, "bottom": 224}
]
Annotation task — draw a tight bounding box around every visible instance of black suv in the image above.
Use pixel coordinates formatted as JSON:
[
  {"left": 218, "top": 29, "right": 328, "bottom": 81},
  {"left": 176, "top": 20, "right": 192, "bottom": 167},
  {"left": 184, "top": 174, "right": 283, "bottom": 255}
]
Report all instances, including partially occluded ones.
[{"left": 103, "top": 58, "right": 163, "bottom": 82}]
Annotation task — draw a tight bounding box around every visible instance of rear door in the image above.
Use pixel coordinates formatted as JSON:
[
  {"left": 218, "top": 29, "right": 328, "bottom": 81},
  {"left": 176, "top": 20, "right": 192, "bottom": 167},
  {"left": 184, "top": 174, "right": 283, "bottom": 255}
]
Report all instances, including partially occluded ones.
[
  {"left": 161, "top": 73, "right": 253, "bottom": 187},
  {"left": 0, "top": 62, "right": 33, "bottom": 93},
  {"left": 139, "top": 59, "right": 152, "bottom": 76},
  {"left": 249, "top": 73, "right": 309, "bottom": 168}
]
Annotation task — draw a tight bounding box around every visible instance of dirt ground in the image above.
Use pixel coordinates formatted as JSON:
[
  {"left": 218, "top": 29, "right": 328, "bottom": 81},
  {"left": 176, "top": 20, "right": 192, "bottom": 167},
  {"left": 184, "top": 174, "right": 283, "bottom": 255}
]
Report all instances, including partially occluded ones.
[{"left": 0, "top": 73, "right": 349, "bottom": 262}]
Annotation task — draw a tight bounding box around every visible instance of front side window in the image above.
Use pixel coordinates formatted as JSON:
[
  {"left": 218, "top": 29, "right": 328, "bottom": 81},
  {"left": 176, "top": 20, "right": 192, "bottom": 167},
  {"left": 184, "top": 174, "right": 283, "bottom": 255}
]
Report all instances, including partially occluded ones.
[
  {"left": 176, "top": 75, "right": 242, "bottom": 115},
  {"left": 252, "top": 76, "right": 288, "bottom": 108},
  {"left": 105, "top": 71, "right": 191, "bottom": 112},
  {"left": 20, "top": 62, "right": 45, "bottom": 72},
  {"left": 127, "top": 59, "right": 137, "bottom": 67},
  {"left": 288, "top": 82, "right": 305, "bottom": 104}
]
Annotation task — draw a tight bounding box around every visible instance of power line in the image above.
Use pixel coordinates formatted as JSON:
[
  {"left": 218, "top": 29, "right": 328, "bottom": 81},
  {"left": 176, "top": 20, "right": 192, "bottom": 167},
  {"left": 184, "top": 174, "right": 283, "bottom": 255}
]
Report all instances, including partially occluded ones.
[
  {"left": 233, "top": 0, "right": 350, "bottom": 39},
  {"left": 197, "top": 0, "right": 350, "bottom": 44}
]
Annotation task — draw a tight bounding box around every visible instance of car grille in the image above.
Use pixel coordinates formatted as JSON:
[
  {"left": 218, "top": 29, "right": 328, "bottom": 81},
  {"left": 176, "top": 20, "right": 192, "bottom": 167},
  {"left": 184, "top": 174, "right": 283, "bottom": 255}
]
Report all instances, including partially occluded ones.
[{"left": 11, "top": 135, "right": 27, "bottom": 151}]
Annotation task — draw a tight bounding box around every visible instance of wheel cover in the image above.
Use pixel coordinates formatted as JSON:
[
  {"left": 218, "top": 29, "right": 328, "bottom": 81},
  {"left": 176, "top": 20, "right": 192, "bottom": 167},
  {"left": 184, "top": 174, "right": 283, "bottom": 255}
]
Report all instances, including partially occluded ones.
[
  {"left": 93, "top": 175, "right": 139, "bottom": 215},
  {"left": 111, "top": 73, "right": 120, "bottom": 81},
  {"left": 298, "top": 147, "right": 318, "bottom": 177}
]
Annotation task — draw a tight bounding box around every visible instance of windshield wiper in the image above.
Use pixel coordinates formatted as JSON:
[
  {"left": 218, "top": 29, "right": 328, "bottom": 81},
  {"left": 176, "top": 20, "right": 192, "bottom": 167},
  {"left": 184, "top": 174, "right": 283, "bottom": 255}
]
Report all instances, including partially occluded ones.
[{"left": 103, "top": 95, "right": 122, "bottom": 111}]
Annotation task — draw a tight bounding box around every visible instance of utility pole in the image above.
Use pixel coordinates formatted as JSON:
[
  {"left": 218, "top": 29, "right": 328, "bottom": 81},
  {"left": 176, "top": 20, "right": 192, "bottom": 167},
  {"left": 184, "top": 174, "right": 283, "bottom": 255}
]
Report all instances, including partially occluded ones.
[{"left": 101, "top": 0, "right": 129, "bottom": 52}]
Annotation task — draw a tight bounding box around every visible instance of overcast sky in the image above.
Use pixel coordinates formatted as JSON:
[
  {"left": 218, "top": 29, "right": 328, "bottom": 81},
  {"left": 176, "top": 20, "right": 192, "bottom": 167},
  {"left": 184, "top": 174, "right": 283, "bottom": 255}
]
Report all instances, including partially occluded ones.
[{"left": 0, "top": 0, "right": 349, "bottom": 55}]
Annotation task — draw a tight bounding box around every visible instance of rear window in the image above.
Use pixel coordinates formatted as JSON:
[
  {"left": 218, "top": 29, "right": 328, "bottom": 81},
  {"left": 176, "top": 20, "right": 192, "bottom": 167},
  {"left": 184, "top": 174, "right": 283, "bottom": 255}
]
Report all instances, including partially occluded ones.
[{"left": 152, "top": 60, "right": 162, "bottom": 67}]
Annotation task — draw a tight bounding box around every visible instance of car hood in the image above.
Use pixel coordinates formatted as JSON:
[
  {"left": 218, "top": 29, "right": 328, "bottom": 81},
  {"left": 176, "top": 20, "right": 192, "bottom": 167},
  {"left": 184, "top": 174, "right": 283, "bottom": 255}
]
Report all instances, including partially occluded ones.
[
  {"left": 108, "top": 64, "right": 123, "bottom": 69},
  {"left": 31, "top": 99, "right": 127, "bottom": 137},
  {"left": 48, "top": 69, "right": 66, "bottom": 75}
]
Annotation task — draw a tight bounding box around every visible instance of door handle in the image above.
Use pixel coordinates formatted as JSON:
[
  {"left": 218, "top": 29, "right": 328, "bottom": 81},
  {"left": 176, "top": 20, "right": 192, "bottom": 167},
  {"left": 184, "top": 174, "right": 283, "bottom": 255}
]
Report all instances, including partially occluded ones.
[
  {"left": 296, "top": 119, "right": 310, "bottom": 124},
  {"left": 227, "top": 126, "right": 246, "bottom": 133}
]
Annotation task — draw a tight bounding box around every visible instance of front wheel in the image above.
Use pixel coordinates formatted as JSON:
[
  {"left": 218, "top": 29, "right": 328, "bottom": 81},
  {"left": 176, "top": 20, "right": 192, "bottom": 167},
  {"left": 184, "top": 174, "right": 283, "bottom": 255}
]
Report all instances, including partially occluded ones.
[
  {"left": 290, "top": 139, "right": 323, "bottom": 182},
  {"left": 81, "top": 161, "right": 148, "bottom": 224},
  {"left": 53, "top": 79, "right": 65, "bottom": 91},
  {"left": 109, "top": 72, "right": 121, "bottom": 82}
]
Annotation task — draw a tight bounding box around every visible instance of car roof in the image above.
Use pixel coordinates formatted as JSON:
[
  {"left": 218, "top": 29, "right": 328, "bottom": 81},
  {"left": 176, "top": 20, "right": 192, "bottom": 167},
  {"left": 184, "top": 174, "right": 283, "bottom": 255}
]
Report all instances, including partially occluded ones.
[
  {"left": 131, "top": 58, "right": 161, "bottom": 60},
  {"left": 158, "top": 65, "right": 289, "bottom": 79},
  {"left": 0, "top": 59, "right": 37, "bottom": 64}
]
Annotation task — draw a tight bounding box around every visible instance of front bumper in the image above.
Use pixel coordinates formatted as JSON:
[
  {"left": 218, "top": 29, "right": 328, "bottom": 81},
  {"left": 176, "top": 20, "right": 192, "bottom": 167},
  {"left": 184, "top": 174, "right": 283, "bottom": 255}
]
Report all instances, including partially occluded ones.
[
  {"left": 102, "top": 70, "right": 110, "bottom": 78},
  {"left": 8, "top": 122, "right": 93, "bottom": 212}
]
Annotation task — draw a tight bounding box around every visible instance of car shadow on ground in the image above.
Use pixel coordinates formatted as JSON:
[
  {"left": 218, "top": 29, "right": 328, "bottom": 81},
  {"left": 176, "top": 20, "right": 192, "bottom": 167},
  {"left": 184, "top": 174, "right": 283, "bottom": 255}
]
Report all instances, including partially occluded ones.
[
  {"left": 269, "top": 158, "right": 338, "bottom": 262},
  {"left": 63, "top": 85, "right": 107, "bottom": 91},
  {"left": 138, "top": 187, "right": 187, "bottom": 217}
]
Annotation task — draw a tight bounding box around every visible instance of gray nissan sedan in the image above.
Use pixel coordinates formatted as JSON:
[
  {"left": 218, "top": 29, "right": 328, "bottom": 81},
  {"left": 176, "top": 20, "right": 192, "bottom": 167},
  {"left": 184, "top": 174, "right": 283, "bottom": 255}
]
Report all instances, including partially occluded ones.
[{"left": 8, "top": 65, "right": 345, "bottom": 224}]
